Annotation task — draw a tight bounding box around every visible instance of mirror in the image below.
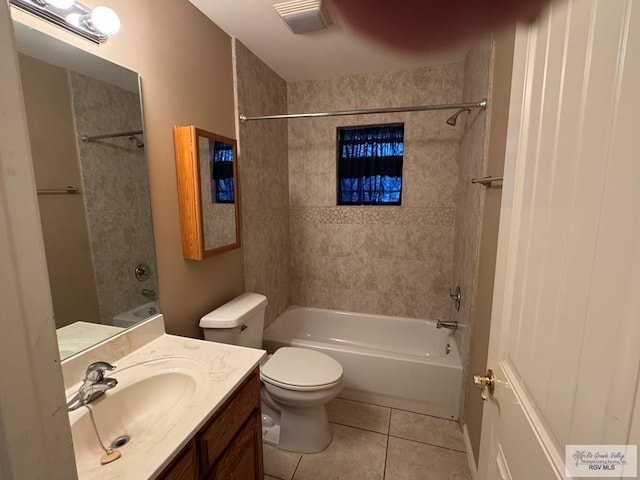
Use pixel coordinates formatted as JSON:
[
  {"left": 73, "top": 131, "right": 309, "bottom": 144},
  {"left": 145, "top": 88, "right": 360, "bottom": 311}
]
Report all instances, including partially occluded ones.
[
  {"left": 13, "top": 22, "right": 159, "bottom": 360},
  {"left": 174, "top": 126, "right": 240, "bottom": 260}
]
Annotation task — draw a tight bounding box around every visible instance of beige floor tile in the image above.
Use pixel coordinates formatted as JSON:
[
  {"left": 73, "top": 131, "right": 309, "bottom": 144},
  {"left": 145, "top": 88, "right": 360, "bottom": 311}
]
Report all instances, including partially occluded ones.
[
  {"left": 263, "top": 444, "right": 302, "bottom": 480},
  {"left": 293, "top": 424, "right": 387, "bottom": 480},
  {"left": 390, "top": 409, "right": 466, "bottom": 452},
  {"left": 385, "top": 436, "right": 471, "bottom": 480},
  {"left": 265, "top": 476, "right": 281, "bottom": 480},
  {"left": 327, "top": 397, "right": 391, "bottom": 434}
]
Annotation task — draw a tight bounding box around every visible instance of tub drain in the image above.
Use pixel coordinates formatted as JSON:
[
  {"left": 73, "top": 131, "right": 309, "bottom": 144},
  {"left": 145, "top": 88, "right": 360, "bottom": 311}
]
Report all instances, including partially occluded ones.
[{"left": 110, "top": 435, "right": 130, "bottom": 449}]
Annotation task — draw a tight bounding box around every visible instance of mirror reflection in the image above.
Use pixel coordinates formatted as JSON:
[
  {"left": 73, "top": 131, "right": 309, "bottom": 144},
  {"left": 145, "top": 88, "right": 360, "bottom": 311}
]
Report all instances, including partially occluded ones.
[
  {"left": 174, "top": 126, "right": 240, "bottom": 260},
  {"left": 198, "top": 136, "right": 237, "bottom": 251},
  {"left": 13, "top": 22, "right": 159, "bottom": 360}
]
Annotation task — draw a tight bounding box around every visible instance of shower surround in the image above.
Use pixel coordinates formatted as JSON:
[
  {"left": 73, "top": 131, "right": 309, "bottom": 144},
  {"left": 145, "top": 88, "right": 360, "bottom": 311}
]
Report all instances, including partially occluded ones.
[
  {"left": 71, "top": 72, "right": 157, "bottom": 323},
  {"left": 236, "top": 45, "right": 466, "bottom": 322},
  {"left": 288, "top": 64, "right": 464, "bottom": 320}
]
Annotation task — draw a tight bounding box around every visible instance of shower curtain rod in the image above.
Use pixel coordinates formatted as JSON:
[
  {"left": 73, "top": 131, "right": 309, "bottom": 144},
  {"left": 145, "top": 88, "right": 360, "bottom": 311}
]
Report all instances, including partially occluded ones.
[
  {"left": 239, "top": 98, "right": 487, "bottom": 123},
  {"left": 81, "top": 130, "right": 143, "bottom": 142}
]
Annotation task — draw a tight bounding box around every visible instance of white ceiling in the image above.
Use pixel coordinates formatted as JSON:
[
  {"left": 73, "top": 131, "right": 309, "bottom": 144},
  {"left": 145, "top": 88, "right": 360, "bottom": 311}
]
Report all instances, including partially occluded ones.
[{"left": 188, "top": 0, "right": 470, "bottom": 82}]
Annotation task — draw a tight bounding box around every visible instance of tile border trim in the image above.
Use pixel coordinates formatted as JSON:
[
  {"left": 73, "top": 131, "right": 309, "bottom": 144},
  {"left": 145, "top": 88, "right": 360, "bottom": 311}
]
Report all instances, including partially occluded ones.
[{"left": 290, "top": 206, "right": 455, "bottom": 227}]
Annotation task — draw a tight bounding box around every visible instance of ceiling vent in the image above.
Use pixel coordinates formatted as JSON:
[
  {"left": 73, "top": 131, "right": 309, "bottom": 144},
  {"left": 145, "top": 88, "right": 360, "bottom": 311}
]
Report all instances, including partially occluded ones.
[{"left": 274, "top": 0, "right": 332, "bottom": 34}]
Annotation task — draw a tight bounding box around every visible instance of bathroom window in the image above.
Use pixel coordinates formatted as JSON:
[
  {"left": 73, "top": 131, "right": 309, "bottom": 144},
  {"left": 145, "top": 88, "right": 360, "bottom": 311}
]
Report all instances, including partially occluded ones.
[
  {"left": 337, "top": 123, "right": 404, "bottom": 205},
  {"left": 210, "top": 140, "right": 234, "bottom": 203}
]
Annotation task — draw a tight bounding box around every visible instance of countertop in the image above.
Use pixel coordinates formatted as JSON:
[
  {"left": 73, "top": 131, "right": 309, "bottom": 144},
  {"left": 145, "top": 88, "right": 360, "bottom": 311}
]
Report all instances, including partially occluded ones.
[
  {"left": 62, "top": 316, "right": 265, "bottom": 479},
  {"left": 57, "top": 321, "right": 124, "bottom": 360}
]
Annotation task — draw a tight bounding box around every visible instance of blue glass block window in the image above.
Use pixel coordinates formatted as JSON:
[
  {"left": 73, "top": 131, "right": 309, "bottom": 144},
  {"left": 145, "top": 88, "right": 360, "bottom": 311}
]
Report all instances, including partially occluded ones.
[
  {"left": 337, "top": 124, "right": 404, "bottom": 205},
  {"left": 210, "top": 140, "right": 234, "bottom": 203}
]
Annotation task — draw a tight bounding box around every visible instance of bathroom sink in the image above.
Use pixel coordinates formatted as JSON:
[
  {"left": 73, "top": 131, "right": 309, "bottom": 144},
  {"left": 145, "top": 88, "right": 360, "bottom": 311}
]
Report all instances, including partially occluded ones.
[{"left": 67, "top": 357, "right": 208, "bottom": 475}]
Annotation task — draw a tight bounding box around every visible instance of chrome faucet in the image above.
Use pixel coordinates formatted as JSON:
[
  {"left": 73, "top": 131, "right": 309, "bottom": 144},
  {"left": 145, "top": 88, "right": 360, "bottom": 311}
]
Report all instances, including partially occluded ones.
[
  {"left": 141, "top": 288, "right": 157, "bottom": 300},
  {"left": 436, "top": 320, "right": 458, "bottom": 331},
  {"left": 67, "top": 361, "right": 118, "bottom": 411}
]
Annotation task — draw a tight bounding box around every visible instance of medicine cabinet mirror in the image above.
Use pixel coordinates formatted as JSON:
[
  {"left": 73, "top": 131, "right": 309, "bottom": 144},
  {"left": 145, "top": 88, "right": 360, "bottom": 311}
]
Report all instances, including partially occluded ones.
[{"left": 174, "top": 126, "right": 241, "bottom": 260}]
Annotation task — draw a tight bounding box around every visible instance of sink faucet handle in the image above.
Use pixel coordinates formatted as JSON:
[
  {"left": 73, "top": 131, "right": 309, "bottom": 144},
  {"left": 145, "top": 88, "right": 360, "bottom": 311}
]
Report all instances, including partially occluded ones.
[{"left": 85, "top": 361, "right": 116, "bottom": 382}]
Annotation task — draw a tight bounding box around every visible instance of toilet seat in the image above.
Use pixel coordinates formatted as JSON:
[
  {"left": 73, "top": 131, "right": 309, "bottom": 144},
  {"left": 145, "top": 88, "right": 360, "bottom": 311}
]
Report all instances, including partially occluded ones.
[{"left": 261, "top": 347, "right": 343, "bottom": 392}]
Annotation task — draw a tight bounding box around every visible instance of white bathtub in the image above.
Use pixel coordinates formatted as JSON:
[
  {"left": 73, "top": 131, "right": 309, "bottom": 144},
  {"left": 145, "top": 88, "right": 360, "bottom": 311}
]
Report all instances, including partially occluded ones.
[{"left": 262, "top": 306, "right": 462, "bottom": 420}]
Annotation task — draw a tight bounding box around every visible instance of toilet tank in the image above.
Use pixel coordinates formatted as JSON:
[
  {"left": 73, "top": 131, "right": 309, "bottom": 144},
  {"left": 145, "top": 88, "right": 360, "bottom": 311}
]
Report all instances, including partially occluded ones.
[{"left": 199, "top": 292, "right": 268, "bottom": 349}]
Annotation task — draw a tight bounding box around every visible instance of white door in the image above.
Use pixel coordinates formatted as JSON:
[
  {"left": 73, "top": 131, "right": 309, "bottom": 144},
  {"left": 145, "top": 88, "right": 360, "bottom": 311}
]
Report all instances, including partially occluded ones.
[{"left": 477, "top": 1, "right": 640, "bottom": 479}]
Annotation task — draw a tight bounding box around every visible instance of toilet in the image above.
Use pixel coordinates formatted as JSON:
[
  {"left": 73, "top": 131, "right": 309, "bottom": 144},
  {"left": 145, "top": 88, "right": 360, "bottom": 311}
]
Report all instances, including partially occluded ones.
[{"left": 200, "top": 293, "right": 343, "bottom": 453}]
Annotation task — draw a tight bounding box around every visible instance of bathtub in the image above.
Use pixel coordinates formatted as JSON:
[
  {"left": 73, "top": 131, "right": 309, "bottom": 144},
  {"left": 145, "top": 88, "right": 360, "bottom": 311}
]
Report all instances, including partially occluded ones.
[{"left": 262, "top": 306, "right": 462, "bottom": 420}]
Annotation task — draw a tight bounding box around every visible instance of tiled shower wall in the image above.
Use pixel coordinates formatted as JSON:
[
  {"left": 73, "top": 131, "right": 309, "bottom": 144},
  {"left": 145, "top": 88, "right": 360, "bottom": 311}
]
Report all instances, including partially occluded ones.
[
  {"left": 233, "top": 40, "right": 290, "bottom": 327},
  {"left": 71, "top": 72, "right": 158, "bottom": 323},
  {"left": 451, "top": 41, "right": 492, "bottom": 422},
  {"left": 287, "top": 64, "right": 464, "bottom": 320}
]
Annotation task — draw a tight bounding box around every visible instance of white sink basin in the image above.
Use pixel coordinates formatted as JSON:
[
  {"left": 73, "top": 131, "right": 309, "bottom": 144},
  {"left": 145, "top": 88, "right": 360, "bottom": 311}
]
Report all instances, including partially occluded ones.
[{"left": 67, "top": 357, "right": 208, "bottom": 475}]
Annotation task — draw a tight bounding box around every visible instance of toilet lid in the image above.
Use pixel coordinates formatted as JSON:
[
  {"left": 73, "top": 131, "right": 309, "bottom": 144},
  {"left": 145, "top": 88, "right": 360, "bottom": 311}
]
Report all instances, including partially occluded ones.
[{"left": 261, "top": 347, "right": 343, "bottom": 388}]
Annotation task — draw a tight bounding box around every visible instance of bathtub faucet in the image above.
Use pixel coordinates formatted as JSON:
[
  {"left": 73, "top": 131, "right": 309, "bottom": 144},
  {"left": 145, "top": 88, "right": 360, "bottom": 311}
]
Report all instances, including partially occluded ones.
[
  {"left": 141, "top": 288, "right": 157, "bottom": 300},
  {"left": 436, "top": 320, "right": 458, "bottom": 331}
]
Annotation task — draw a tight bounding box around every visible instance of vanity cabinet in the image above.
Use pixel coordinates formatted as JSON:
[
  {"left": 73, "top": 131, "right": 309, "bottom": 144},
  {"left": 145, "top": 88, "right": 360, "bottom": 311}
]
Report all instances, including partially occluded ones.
[
  {"left": 158, "top": 370, "right": 263, "bottom": 480},
  {"left": 158, "top": 442, "right": 197, "bottom": 480}
]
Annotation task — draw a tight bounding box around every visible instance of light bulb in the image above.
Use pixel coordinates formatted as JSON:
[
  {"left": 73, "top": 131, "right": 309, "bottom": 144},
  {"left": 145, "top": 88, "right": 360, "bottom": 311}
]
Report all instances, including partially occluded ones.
[
  {"left": 90, "top": 6, "right": 120, "bottom": 35},
  {"left": 65, "top": 12, "right": 82, "bottom": 27},
  {"left": 44, "top": 0, "right": 76, "bottom": 9}
]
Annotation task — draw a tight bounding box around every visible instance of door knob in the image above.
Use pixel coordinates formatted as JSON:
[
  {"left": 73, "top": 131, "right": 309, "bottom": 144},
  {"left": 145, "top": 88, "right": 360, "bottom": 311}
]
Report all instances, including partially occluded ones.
[{"left": 473, "top": 369, "right": 495, "bottom": 400}]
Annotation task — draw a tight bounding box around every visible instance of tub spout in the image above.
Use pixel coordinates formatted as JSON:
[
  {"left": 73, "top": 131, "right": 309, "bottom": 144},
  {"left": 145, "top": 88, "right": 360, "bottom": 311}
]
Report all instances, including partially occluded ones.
[
  {"left": 141, "top": 288, "right": 157, "bottom": 300},
  {"left": 436, "top": 320, "right": 458, "bottom": 331}
]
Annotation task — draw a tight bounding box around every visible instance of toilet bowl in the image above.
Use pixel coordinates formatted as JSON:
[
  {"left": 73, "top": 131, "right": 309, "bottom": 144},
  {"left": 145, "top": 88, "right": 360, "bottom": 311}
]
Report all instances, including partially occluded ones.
[
  {"left": 260, "top": 347, "right": 343, "bottom": 453},
  {"left": 200, "top": 293, "right": 344, "bottom": 453}
]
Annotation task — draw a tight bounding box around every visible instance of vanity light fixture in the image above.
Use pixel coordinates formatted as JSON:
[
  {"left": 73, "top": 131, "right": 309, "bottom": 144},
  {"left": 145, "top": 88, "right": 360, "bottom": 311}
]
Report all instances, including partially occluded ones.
[
  {"left": 44, "top": 0, "right": 76, "bottom": 9},
  {"left": 9, "top": 0, "right": 121, "bottom": 44}
]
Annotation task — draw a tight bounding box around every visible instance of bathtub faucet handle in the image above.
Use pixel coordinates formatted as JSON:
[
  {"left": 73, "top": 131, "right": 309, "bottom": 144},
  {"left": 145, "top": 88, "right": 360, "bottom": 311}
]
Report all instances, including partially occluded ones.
[{"left": 449, "top": 286, "right": 461, "bottom": 311}]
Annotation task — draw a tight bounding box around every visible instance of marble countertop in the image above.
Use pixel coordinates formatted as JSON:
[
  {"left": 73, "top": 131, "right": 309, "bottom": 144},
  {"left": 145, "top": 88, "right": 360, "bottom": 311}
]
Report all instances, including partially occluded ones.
[{"left": 63, "top": 316, "right": 265, "bottom": 479}]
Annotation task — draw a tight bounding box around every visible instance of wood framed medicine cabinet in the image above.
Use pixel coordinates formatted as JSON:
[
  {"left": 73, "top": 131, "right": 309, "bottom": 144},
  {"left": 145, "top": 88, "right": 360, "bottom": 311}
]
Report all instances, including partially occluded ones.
[{"left": 174, "top": 126, "right": 241, "bottom": 260}]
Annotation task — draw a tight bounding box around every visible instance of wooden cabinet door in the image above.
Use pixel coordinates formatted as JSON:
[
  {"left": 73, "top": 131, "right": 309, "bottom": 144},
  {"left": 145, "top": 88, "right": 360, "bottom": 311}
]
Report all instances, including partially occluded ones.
[
  {"left": 205, "top": 413, "right": 264, "bottom": 480},
  {"left": 158, "top": 441, "right": 196, "bottom": 480}
]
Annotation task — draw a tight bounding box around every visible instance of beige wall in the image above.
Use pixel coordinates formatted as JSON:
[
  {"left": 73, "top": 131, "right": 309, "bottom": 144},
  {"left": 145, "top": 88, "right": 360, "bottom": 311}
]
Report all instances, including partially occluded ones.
[
  {"left": 287, "top": 64, "right": 463, "bottom": 319},
  {"left": 464, "top": 28, "right": 515, "bottom": 464},
  {"left": 18, "top": 54, "right": 100, "bottom": 328},
  {"left": 12, "top": 0, "right": 244, "bottom": 339},
  {"left": 234, "top": 40, "right": 290, "bottom": 327},
  {"left": 1, "top": 2, "right": 76, "bottom": 476},
  {"left": 452, "top": 40, "right": 492, "bottom": 424}
]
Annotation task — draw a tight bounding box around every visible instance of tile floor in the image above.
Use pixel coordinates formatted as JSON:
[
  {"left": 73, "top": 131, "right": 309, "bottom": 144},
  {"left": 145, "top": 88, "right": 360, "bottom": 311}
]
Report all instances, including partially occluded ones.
[{"left": 263, "top": 398, "right": 471, "bottom": 480}]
